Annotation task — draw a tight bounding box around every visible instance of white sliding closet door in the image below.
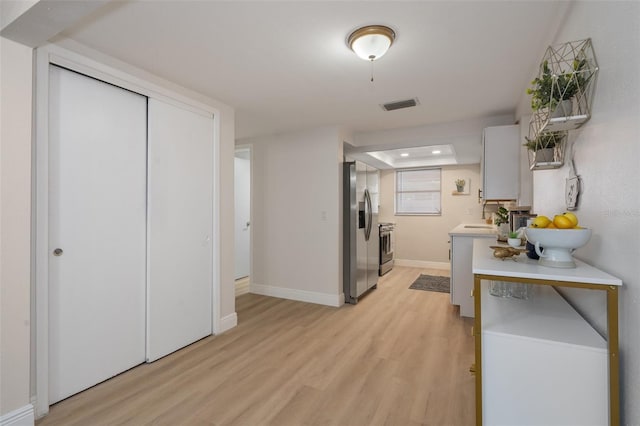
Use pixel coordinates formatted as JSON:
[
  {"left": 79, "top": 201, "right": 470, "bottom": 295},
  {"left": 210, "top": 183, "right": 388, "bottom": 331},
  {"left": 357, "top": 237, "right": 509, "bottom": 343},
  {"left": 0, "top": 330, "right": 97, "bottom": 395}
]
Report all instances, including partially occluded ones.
[
  {"left": 147, "top": 99, "right": 214, "bottom": 361},
  {"left": 48, "top": 65, "right": 147, "bottom": 403}
]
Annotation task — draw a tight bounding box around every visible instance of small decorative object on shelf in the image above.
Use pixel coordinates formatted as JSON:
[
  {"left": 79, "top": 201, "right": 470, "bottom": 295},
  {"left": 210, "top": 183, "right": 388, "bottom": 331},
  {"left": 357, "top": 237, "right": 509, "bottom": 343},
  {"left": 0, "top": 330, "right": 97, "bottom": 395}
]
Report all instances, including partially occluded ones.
[
  {"left": 489, "top": 246, "right": 524, "bottom": 260},
  {"left": 527, "top": 38, "right": 599, "bottom": 138},
  {"left": 524, "top": 129, "right": 567, "bottom": 170},
  {"left": 452, "top": 177, "right": 470, "bottom": 195}
]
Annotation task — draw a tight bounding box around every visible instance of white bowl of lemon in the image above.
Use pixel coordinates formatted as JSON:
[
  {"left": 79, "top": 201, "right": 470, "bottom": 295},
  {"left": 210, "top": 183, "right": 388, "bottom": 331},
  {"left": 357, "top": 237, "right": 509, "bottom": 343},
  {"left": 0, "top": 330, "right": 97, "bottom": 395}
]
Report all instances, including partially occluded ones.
[{"left": 524, "top": 212, "right": 591, "bottom": 268}]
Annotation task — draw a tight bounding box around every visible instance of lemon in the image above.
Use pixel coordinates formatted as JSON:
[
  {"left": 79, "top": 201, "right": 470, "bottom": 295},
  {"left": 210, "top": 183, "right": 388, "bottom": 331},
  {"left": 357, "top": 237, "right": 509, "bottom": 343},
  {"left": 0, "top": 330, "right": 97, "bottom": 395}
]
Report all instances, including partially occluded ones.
[
  {"left": 531, "top": 215, "right": 551, "bottom": 228},
  {"left": 553, "top": 214, "right": 573, "bottom": 229},
  {"left": 563, "top": 212, "right": 579, "bottom": 227}
]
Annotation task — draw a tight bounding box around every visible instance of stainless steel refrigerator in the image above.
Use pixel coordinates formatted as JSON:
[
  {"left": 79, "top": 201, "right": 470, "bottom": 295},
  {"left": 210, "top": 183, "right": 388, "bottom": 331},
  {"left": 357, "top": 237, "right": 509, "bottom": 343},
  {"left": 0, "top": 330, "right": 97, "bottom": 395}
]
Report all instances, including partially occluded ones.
[{"left": 343, "top": 160, "right": 379, "bottom": 304}]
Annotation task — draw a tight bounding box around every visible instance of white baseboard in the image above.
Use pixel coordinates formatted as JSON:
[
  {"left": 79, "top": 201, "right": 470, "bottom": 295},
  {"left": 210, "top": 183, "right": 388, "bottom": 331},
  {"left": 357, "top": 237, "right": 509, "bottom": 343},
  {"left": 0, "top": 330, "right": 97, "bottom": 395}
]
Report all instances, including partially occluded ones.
[
  {"left": 394, "top": 259, "right": 451, "bottom": 271},
  {"left": 250, "top": 283, "right": 342, "bottom": 307},
  {"left": 0, "top": 405, "right": 34, "bottom": 426},
  {"left": 218, "top": 312, "right": 238, "bottom": 334}
]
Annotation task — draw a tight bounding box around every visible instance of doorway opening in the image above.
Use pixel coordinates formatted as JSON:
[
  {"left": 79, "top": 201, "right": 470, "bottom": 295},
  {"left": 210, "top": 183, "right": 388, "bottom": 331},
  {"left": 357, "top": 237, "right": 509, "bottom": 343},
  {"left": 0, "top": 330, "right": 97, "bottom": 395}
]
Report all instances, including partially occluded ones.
[{"left": 234, "top": 146, "right": 251, "bottom": 297}]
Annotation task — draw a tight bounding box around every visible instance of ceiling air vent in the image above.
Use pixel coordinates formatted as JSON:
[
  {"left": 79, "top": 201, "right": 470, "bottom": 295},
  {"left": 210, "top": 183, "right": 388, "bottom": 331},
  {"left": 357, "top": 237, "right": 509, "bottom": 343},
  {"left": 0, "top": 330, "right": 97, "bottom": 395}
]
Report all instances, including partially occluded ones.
[{"left": 381, "top": 98, "right": 420, "bottom": 111}]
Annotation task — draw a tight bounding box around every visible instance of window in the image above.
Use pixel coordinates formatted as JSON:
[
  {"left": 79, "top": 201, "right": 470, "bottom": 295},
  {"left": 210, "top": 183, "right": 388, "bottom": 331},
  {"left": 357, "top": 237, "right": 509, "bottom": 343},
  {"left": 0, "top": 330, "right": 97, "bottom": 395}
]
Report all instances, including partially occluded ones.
[{"left": 395, "top": 168, "right": 441, "bottom": 215}]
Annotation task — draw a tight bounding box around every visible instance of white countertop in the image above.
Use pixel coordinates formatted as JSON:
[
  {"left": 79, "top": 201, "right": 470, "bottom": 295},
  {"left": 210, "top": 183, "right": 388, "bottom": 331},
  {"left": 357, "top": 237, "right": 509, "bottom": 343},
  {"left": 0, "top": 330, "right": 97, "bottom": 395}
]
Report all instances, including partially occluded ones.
[
  {"left": 449, "top": 223, "right": 498, "bottom": 237},
  {"left": 472, "top": 238, "right": 622, "bottom": 286}
]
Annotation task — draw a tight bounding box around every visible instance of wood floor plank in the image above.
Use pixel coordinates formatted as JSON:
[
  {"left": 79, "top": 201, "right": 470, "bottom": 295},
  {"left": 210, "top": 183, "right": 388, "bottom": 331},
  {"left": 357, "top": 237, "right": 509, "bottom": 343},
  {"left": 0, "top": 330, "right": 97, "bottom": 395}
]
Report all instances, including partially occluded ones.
[{"left": 37, "top": 267, "right": 474, "bottom": 426}]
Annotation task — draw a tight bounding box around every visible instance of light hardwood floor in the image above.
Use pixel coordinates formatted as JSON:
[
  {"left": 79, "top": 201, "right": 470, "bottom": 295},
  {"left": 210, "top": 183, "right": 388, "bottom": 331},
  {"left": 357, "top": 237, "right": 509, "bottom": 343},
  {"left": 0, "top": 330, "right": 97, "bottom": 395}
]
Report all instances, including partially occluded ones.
[{"left": 37, "top": 267, "right": 475, "bottom": 426}]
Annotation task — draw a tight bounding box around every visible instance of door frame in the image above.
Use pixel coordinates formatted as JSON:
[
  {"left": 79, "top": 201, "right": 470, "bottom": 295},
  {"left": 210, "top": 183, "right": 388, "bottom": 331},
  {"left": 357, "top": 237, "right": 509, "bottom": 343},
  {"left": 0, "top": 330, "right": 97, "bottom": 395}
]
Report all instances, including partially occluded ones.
[
  {"left": 32, "top": 45, "right": 225, "bottom": 418},
  {"left": 234, "top": 144, "right": 253, "bottom": 282}
]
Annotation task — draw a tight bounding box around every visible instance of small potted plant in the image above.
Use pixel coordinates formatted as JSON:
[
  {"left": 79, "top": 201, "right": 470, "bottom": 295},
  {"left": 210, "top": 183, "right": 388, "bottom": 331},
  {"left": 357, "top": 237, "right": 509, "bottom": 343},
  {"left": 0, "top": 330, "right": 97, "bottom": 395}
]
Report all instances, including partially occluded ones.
[
  {"left": 494, "top": 207, "right": 509, "bottom": 236},
  {"left": 507, "top": 231, "right": 522, "bottom": 248},
  {"left": 524, "top": 132, "right": 565, "bottom": 163},
  {"left": 527, "top": 59, "right": 588, "bottom": 117},
  {"left": 455, "top": 178, "right": 465, "bottom": 193}
]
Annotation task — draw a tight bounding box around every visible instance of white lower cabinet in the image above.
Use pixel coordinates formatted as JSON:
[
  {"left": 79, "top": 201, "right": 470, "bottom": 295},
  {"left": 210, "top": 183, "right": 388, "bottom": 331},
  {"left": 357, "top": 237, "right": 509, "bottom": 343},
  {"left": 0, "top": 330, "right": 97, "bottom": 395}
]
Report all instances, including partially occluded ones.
[
  {"left": 450, "top": 234, "right": 494, "bottom": 317},
  {"left": 481, "top": 281, "right": 608, "bottom": 425}
]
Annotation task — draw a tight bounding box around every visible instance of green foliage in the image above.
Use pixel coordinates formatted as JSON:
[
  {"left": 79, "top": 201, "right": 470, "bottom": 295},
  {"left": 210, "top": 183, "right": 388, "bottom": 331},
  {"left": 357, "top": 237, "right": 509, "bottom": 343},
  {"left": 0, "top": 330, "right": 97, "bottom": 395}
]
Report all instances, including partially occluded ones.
[
  {"left": 494, "top": 207, "right": 509, "bottom": 226},
  {"left": 508, "top": 231, "right": 519, "bottom": 239},
  {"left": 526, "top": 59, "right": 589, "bottom": 111},
  {"left": 523, "top": 132, "right": 564, "bottom": 151}
]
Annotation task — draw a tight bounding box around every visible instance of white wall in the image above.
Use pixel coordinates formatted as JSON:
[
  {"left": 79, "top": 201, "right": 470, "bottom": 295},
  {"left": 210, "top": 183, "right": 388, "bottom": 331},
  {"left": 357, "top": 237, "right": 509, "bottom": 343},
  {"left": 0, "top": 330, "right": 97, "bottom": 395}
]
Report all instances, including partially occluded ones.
[
  {"left": 379, "top": 164, "right": 484, "bottom": 267},
  {"left": 245, "top": 127, "right": 343, "bottom": 306},
  {"left": 516, "top": 2, "right": 640, "bottom": 422},
  {"left": 518, "top": 115, "right": 533, "bottom": 207},
  {"left": 0, "top": 36, "right": 33, "bottom": 417}
]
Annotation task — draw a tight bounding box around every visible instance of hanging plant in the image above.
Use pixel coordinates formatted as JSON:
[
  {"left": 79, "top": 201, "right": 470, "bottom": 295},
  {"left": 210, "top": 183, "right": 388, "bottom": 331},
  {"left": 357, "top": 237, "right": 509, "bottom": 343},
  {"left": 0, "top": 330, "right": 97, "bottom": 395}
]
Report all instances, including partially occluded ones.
[
  {"left": 523, "top": 132, "right": 565, "bottom": 152},
  {"left": 526, "top": 59, "right": 589, "bottom": 112}
]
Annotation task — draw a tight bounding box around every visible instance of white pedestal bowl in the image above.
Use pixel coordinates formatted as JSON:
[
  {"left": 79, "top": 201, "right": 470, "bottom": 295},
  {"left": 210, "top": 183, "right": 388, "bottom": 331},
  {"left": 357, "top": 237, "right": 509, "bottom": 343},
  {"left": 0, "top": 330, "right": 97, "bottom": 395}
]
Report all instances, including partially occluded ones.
[{"left": 525, "top": 227, "right": 592, "bottom": 268}]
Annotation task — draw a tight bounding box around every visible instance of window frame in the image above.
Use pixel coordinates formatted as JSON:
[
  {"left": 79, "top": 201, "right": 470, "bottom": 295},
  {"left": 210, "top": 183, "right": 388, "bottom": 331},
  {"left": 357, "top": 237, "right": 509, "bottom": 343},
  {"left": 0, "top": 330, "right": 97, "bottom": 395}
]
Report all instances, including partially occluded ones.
[{"left": 394, "top": 167, "right": 442, "bottom": 216}]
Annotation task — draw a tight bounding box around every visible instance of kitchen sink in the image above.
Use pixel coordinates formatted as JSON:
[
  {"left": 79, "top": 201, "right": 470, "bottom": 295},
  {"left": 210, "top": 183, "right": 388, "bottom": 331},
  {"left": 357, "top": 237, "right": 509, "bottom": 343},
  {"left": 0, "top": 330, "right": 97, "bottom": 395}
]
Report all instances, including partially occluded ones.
[{"left": 464, "top": 225, "right": 494, "bottom": 229}]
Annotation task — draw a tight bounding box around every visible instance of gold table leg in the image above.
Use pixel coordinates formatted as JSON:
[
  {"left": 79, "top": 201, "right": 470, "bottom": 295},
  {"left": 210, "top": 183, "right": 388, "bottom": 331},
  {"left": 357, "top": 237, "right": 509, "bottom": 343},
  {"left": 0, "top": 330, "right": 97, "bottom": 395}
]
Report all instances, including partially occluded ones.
[
  {"left": 607, "top": 285, "right": 620, "bottom": 426},
  {"left": 474, "top": 276, "right": 482, "bottom": 426}
]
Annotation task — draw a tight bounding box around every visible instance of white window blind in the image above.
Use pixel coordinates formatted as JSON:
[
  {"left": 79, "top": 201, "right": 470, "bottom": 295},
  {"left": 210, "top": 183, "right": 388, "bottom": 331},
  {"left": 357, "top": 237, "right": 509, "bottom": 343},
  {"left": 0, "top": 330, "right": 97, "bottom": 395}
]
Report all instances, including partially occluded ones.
[{"left": 396, "top": 168, "right": 441, "bottom": 215}]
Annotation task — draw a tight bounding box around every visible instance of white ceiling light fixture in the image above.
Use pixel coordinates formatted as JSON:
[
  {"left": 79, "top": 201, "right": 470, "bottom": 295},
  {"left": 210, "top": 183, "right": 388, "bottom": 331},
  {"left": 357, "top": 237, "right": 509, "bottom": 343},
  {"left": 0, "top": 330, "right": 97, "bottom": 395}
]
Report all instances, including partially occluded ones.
[
  {"left": 347, "top": 25, "right": 396, "bottom": 61},
  {"left": 432, "top": 150, "right": 441, "bottom": 154},
  {"left": 400, "top": 153, "right": 409, "bottom": 157}
]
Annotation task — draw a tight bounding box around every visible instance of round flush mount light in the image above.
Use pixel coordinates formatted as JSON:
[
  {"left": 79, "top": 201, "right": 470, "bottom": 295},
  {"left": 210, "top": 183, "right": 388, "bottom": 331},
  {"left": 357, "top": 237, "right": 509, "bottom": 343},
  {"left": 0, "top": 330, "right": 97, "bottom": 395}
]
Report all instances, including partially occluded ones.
[{"left": 347, "top": 25, "right": 396, "bottom": 61}]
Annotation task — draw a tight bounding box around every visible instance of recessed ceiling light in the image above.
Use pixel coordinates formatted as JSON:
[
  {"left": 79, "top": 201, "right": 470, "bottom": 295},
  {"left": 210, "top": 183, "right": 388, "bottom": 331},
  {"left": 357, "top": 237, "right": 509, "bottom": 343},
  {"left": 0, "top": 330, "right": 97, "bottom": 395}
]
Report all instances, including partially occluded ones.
[
  {"left": 400, "top": 153, "right": 409, "bottom": 157},
  {"left": 432, "top": 150, "right": 441, "bottom": 154}
]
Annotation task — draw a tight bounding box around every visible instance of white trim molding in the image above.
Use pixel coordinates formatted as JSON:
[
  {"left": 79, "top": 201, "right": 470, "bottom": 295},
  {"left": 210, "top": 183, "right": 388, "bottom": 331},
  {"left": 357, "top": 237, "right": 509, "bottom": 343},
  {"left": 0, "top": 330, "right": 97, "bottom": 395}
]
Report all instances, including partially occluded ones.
[
  {"left": 394, "top": 259, "right": 451, "bottom": 271},
  {"left": 250, "top": 283, "right": 343, "bottom": 307},
  {"left": 0, "top": 405, "right": 34, "bottom": 426},
  {"left": 218, "top": 313, "right": 238, "bottom": 334}
]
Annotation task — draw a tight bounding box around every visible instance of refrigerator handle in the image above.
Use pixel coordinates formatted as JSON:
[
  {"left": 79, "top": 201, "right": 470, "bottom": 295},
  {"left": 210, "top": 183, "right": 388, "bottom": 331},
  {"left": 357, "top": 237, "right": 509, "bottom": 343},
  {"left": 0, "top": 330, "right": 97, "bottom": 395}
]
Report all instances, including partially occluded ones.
[{"left": 364, "top": 189, "right": 372, "bottom": 241}]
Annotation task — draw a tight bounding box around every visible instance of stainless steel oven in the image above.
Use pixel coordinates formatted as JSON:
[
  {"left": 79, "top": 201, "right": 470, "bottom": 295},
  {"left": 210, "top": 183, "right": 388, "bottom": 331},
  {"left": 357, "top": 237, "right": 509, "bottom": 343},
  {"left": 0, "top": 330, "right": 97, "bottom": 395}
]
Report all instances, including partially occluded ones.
[{"left": 379, "top": 223, "right": 395, "bottom": 276}]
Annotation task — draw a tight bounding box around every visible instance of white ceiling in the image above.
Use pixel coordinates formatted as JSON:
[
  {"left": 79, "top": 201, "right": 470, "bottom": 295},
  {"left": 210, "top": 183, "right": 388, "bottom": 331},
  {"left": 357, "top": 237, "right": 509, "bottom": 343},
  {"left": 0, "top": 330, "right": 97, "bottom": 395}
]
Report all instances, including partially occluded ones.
[{"left": 48, "top": 1, "right": 568, "bottom": 141}]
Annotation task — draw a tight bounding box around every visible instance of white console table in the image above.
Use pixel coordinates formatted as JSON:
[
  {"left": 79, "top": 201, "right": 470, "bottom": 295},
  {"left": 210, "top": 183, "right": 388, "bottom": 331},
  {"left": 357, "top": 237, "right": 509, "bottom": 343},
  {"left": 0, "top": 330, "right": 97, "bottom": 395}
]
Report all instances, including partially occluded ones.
[{"left": 472, "top": 238, "right": 621, "bottom": 426}]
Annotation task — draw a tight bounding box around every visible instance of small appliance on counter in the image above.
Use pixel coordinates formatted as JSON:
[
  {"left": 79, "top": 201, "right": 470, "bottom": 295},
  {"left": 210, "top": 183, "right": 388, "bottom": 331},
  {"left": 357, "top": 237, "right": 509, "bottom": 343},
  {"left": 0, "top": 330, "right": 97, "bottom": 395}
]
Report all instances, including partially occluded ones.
[
  {"left": 508, "top": 206, "right": 536, "bottom": 233},
  {"left": 378, "top": 223, "right": 395, "bottom": 276}
]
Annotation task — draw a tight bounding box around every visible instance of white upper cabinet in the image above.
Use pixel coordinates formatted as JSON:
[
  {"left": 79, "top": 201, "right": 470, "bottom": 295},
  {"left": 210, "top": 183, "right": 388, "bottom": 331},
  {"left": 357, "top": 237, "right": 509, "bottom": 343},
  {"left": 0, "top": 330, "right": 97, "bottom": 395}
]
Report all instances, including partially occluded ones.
[{"left": 481, "top": 125, "right": 520, "bottom": 201}]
